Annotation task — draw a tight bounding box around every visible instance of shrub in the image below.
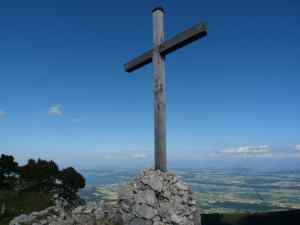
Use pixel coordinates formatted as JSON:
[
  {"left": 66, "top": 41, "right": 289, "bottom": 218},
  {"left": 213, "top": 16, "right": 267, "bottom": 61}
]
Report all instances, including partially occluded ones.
[
  {"left": 0, "top": 154, "right": 19, "bottom": 189},
  {"left": 19, "top": 159, "right": 59, "bottom": 189},
  {"left": 58, "top": 167, "right": 85, "bottom": 190}
]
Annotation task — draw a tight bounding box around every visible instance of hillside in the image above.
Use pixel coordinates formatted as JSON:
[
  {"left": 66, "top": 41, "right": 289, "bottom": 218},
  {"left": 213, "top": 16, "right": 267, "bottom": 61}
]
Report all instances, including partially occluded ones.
[
  {"left": 0, "top": 154, "right": 85, "bottom": 225},
  {"left": 202, "top": 210, "right": 300, "bottom": 225},
  {"left": 0, "top": 189, "right": 53, "bottom": 225}
]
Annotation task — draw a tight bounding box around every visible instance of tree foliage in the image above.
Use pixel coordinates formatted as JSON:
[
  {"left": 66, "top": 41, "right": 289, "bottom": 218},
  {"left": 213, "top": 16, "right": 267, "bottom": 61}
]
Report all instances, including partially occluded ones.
[
  {"left": 19, "top": 159, "right": 59, "bottom": 185},
  {"left": 0, "top": 154, "right": 19, "bottom": 188},
  {"left": 1, "top": 154, "right": 85, "bottom": 204},
  {"left": 58, "top": 167, "right": 85, "bottom": 190},
  {"left": 0, "top": 154, "right": 19, "bottom": 177}
]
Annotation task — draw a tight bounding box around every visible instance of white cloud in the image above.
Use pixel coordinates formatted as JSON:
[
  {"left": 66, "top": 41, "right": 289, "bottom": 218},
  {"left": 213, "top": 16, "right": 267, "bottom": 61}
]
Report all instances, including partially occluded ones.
[
  {"left": 222, "top": 145, "right": 271, "bottom": 155},
  {"left": 48, "top": 105, "right": 63, "bottom": 116},
  {"left": 0, "top": 110, "right": 6, "bottom": 119},
  {"left": 296, "top": 145, "right": 300, "bottom": 151}
]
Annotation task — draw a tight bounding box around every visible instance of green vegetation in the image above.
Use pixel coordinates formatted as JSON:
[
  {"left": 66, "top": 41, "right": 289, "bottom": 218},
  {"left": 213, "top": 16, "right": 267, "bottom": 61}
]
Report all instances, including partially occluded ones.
[
  {"left": 202, "top": 210, "right": 300, "bottom": 225},
  {"left": 220, "top": 213, "right": 248, "bottom": 224},
  {"left": 57, "top": 167, "right": 86, "bottom": 203},
  {"left": 0, "top": 154, "right": 85, "bottom": 225},
  {"left": 59, "top": 167, "right": 85, "bottom": 190},
  {"left": 19, "top": 158, "right": 59, "bottom": 186},
  {"left": 0, "top": 189, "right": 53, "bottom": 225},
  {"left": 0, "top": 154, "right": 18, "bottom": 189}
]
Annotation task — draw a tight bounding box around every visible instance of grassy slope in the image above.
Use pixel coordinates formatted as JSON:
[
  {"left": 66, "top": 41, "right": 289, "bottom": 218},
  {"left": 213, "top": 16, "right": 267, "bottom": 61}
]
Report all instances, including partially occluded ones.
[
  {"left": 0, "top": 189, "right": 53, "bottom": 225},
  {"left": 202, "top": 210, "right": 300, "bottom": 225}
]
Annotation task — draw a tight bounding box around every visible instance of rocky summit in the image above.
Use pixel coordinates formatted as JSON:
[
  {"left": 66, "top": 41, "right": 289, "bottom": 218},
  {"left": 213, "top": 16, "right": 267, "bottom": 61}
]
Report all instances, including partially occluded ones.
[
  {"left": 8, "top": 169, "right": 201, "bottom": 225},
  {"left": 9, "top": 201, "right": 119, "bottom": 225},
  {"left": 117, "top": 169, "right": 201, "bottom": 225}
]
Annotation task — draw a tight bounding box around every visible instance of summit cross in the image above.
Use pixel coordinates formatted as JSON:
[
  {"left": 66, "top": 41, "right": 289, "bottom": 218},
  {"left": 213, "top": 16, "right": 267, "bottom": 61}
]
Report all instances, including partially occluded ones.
[{"left": 124, "top": 7, "right": 208, "bottom": 172}]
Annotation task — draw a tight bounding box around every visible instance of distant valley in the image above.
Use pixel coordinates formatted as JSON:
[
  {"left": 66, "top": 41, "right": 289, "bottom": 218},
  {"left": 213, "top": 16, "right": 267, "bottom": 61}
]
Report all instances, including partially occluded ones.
[{"left": 79, "top": 168, "right": 300, "bottom": 214}]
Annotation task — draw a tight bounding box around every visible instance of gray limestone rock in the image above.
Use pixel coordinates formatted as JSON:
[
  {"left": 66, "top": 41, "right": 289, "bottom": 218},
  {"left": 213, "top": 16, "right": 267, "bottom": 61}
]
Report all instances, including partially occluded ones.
[
  {"left": 10, "top": 214, "right": 33, "bottom": 225},
  {"left": 140, "top": 171, "right": 163, "bottom": 192},
  {"left": 129, "top": 218, "right": 152, "bottom": 225},
  {"left": 8, "top": 200, "right": 115, "bottom": 225},
  {"left": 118, "top": 169, "right": 202, "bottom": 225},
  {"left": 134, "top": 204, "right": 157, "bottom": 219},
  {"left": 135, "top": 189, "right": 157, "bottom": 206}
]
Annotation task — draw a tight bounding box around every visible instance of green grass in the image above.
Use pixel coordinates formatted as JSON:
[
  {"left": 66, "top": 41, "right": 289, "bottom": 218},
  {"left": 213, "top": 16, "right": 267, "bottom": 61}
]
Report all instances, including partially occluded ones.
[
  {"left": 220, "top": 213, "right": 248, "bottom": 224},
  {"left": 202, "top": 210, "right": 300, "bottom": 225},
  {"left": 0, "top": 189, "right": 54, "bottom": 225}
]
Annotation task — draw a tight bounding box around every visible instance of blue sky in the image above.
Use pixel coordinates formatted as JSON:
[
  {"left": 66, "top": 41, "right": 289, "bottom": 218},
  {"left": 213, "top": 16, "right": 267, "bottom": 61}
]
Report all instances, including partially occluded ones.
[{"left": 0, "top": 0, "right": 299, "bottom": 169}]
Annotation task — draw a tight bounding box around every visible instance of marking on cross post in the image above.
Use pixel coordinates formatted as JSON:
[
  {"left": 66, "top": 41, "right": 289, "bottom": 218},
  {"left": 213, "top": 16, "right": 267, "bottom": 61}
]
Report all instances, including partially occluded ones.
[{"left": 124, "top": 7, "right": 208, "bottom": 172}]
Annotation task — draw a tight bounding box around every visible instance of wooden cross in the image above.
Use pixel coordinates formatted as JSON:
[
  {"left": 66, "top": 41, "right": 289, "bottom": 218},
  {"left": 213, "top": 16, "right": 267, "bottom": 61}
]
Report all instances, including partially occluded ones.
[{"left": 124, "top": 7, "right": 207, "bottom": 172}]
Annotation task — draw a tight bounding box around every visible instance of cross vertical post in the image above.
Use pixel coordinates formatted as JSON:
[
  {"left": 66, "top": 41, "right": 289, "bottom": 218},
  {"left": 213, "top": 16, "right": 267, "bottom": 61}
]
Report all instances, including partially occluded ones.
[
  {"left": 124, "top": 6, "right": 207, "bottom": 172},
  {"left": 153, "top": 7, "right": 167, "bottom": 172}
]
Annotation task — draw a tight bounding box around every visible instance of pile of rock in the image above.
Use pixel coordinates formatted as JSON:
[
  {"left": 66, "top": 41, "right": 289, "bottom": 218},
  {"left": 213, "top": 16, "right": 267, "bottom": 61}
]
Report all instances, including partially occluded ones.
[
  {"left": 117, "top": 169, "right": 201, "bottom": 225},
  {"left": 9, "top": 206, "right": 63, "bottom": 225},
  {"left": 9, "top": 201, "right": 116, "bottom": 225}
]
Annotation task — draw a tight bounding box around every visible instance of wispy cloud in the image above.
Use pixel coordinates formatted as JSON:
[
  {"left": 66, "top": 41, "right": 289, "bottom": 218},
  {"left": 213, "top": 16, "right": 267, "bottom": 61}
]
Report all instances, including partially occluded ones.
[
  {"left": 0, "top": 110, "right": 6, "bottom": 119},
  {"left": 162, "top": 146, "right": 273, "bottom": 161},
  {"left": 48, "top": 105, "right": 63, "bottom": 116},
  {"left": 222, "top": 145, "right": 271, "bottom": 155},
  {"left": 296, "top": 145, "right": 300, "bottom": 151}
]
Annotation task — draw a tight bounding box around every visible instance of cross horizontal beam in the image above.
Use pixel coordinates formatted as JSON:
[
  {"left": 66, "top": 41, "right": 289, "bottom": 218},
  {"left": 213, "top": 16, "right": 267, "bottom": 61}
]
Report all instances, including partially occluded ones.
[{"left": 124, "top": 22, "right": 207, "bottom": 73}]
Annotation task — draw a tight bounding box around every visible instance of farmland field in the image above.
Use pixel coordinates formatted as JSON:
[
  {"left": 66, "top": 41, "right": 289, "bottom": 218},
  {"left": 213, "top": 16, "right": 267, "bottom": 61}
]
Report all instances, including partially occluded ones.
[{"left": 79, "top": 168, "right": 300, "bottom": 213}]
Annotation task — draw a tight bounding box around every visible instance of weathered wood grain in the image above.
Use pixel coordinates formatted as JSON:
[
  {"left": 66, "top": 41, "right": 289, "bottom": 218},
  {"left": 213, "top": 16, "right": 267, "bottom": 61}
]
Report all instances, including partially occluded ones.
[
  {"left": 153, "top": 8, "right": 167, "bottom": 172},
  {"left": 159, "top": 23, "right": 207, "bottom": 56},
  {"left": 124, "top": 22, "right": 207, "bottom": 73}
]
